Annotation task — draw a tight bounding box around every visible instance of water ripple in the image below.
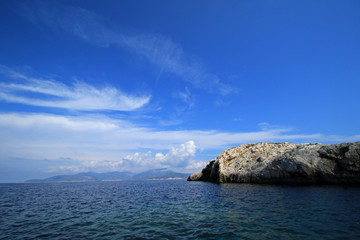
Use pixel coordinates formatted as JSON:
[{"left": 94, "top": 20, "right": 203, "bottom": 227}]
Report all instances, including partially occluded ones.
[{"left": 1, "top": 181, "right": 360, "bottom": 239}]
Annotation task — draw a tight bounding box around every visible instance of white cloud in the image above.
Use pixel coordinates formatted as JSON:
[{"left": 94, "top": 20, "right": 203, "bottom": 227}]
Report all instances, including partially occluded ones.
[
  {"left": 43, "top": 159, "right": 126, "bottom": 174},
  {"left": 19, "top": 2, "right": 237, "bottom": 95},
  {"left": 0, "top": 65, "right": 150, "bottom": 111},
  {"left": 0, "top": 113, "right": 359, "bottom": 176},
  {"left": 43, "top": 141, "right": 197, "bottom": 174},
  {"left": 124, "top": 141, "right": 196, "bottom": 169},
  {"left": 155, "top": 140, "right": 196, "bottom": 167},
  {"left": 185, "top": 160, "right": 208, "bottom": 170},
  {"left": 1, "top": 113, "right": 359, "bottom": 163}
]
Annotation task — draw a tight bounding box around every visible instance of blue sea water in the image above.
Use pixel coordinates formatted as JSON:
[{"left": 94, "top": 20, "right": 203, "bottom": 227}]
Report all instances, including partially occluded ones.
[{"left": 0, "top": 180, "right": 360, "bottom": 239}]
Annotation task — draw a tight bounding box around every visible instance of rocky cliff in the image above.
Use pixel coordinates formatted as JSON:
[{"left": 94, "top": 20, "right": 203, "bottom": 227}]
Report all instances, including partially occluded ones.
[{"left": 188, "top": 142, "right": 360, "bottom": 184}]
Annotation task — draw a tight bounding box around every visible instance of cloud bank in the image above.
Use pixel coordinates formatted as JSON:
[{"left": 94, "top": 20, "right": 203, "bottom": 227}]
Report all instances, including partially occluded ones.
[
  {"left": 1, "top": 113, "right": 359, "bottom": 174},
  {"left": 39, "top": 141, "right": 203, "bottom": 174}
]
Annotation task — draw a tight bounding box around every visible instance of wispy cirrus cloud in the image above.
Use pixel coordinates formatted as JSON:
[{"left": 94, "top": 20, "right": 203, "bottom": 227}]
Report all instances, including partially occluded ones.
[
  {"left": 120, "top": 34, "right": 237, "bottom": 95},
  {"left": 173, "top": 87, "right": 195, "bottom": 109},
  {"left": 19, "top": 1, "right": 237, "bottom": 95},
  {"left": 0, "top": 65, "right": 150, "bottom": 111}
]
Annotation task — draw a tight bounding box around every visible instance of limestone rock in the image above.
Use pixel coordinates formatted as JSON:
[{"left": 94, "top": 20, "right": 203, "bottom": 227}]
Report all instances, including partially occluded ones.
[{"left": 188, "top": 142, "right": 360, "bottom": 184}]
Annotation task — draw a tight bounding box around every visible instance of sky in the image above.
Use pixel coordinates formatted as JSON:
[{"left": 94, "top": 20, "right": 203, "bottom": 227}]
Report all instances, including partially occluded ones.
[{"left": 0, "top": 0, "right": 359, "bottom": 182}]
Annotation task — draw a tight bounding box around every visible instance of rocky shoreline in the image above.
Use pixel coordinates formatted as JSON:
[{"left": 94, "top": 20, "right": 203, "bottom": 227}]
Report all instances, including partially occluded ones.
[{"left": 188, "top": 142, "right": 360, "bottom": 184}]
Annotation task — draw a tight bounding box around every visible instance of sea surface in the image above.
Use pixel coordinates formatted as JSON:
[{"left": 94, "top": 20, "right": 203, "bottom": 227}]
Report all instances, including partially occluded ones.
[{"left": 1, "top": 180, "right": 360, "bottom": 239}]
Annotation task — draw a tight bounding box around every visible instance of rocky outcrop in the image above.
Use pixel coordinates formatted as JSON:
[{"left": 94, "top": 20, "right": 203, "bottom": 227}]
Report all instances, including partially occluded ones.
[{"left": 188, "top": 142, "right": 360, "bottom": 184}]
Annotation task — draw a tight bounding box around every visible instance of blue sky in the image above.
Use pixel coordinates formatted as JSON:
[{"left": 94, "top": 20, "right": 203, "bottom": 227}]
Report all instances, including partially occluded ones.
[{"left": 0, "top": 0, "right": 359, "bottom": 182}]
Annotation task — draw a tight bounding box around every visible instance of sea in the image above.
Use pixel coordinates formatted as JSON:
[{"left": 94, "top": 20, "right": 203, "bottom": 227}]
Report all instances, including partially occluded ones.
[{"left": 1, "top": 180, "right": 359, "bottom": 239}]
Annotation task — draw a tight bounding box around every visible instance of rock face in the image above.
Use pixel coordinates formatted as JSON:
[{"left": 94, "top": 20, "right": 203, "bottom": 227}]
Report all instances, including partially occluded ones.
[{"left": 188, "top": 142, "right": 360, "bottom": 184}]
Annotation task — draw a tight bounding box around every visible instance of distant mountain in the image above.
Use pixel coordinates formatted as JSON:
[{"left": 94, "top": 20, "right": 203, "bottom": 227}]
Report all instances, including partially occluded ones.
[
  {"left": 26, "top": 171, "right": 133, "bottom": 183},
  {"left": 133, "top": 168, "right": 189, "bottom": 180},
  {"left": 25, "top": 169, "right": 189, "bottom": 183}
]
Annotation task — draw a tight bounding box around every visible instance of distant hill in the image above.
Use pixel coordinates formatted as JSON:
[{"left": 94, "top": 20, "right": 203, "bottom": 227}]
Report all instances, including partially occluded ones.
[
  {"left": 25, "top": 169, "right": 189, "bottom": 183},
  {"left": 133, "top": 168, "right": 189, "bottom": 180}
]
